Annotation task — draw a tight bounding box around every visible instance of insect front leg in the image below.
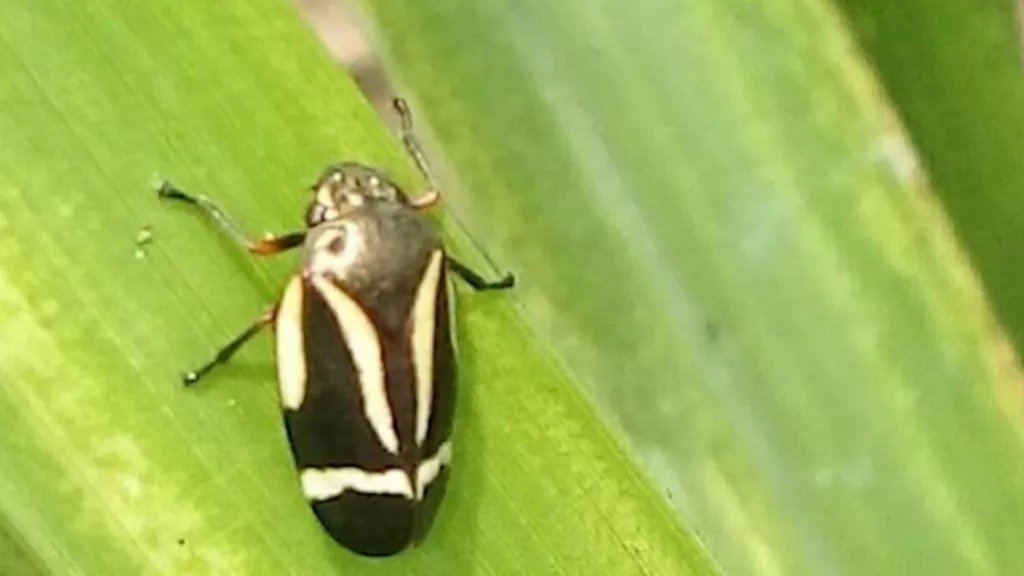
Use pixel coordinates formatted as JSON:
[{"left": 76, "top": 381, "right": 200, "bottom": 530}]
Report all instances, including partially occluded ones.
[
  {"left": 392, "top": 98, "right": 514, "bottom": 289},
  {"left": 446, "top": 256, "right": 515, "bottom": 291},
  {"left": 157, "top": 181, "right": 306, "bottom": 255},
  {"left": 393, "top": 97, "right": 434, "bottom": 187},
  {"left": 181, "top": 308, "right": 275, "bottom": 385},
  {"left": 392, "top": 98, "right": 441, "bottom": 210}
]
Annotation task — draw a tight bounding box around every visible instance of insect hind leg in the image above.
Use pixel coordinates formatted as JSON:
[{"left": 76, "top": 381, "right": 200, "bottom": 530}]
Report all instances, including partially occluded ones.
[{"left": 446, "top": 257, "right": 515, "bottom": 291}]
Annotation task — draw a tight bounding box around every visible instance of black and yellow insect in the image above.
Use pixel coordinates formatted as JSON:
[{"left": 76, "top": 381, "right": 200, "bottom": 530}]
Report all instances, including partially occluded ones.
[{"left": 158, "top": 99, "right": 513, "bottom": 557}]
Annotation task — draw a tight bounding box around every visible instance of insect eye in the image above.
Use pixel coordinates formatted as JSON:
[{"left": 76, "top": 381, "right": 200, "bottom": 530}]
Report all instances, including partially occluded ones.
[
  {"left": 377, "top": 185, "right": 397, "bottom": 201},
  {"left": 306, "top": 204, "right": 327, "bottom": 226}
]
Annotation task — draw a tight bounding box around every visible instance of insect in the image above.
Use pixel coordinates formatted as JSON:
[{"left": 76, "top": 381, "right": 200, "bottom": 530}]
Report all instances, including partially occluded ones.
[{"left": 157, "top": 98, "right": 513, "bottom": 556}]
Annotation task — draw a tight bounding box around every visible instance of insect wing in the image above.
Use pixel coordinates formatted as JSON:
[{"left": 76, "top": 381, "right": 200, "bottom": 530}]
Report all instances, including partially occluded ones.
[
  {"left": 273, "top": 253, "right": 456, "bottom": 555},
  {"left": 276, "top": 276, "right": 413, "bottom": 555}
]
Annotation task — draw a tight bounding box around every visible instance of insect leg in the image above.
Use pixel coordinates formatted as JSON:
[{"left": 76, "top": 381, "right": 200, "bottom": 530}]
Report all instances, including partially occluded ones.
[
  {"left": 393, "top": 97, "right": 435, "bottom": 187},
  {"left": 393, "top": 98, "right": 442, "bottom": 210},
  {"left": 157, "top": 181, "right": 306, "bottom": 255},
  {"left": 182, "top": 308, "right": 275, "bottom": 386},
  {"left": 446, "top": 257, "right": 515, "bottom": 291},
  {"left": 393, "top": 97, "right": 512, "bottom": 289}
]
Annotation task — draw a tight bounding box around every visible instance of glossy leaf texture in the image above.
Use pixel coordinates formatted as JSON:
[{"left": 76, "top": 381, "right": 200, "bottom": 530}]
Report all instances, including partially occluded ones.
[
  {"left": 0, "top": 1, "right": 714, "bottom": 574},
  {"left": 359, "top": 1, "right": 1024, "bottom": 575}
]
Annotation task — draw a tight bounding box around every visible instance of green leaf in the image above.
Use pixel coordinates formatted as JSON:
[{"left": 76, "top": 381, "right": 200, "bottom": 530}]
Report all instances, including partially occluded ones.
[
  {"left": 835, "top": 0, "right": 1024, "bottom": 352},
  {"left": 0, "top": 1, "right": 712, "bottom": 575},
  {"left": 359, "top": 1, "right": 1024, "bottom": 575}
]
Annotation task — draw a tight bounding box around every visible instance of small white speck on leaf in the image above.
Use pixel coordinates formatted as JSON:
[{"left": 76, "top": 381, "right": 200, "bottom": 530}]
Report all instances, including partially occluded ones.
[
  {"left": 122, "top": 475, "right": 142, "bottom": 497},
  {"left": 876, "top": 134, "right": 921, "bottom": 187},
  {"left": 134, "top": 225, "right": 154, "bottom": 259}
]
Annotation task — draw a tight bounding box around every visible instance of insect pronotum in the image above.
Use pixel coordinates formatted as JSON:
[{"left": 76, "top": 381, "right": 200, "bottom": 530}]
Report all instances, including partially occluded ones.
[{"left": 157, "top": 98, "right": 513, "bottom": 556}]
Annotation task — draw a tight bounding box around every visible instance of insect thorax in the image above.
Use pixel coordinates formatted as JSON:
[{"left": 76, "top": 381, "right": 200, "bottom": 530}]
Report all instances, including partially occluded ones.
[{"left": 301, "top": 206, "right": 441, "bottom": 328}]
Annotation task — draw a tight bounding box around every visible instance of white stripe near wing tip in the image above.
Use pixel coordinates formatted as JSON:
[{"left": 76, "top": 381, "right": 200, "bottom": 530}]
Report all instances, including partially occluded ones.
[
  {"left": 412, "top": 250, "right": 445, "bottom": 446},
  {"left": 301, "top": 466, "right": 413, "bottom": 501},
  {"left": 416, "top": 440, "right": 452, "bottom": 499},
  {"left": 310, "top": 275, "right": 400, "bottom": 455},
  {"left": 300, "top": 441, "right": 453, "bottom": 502}
]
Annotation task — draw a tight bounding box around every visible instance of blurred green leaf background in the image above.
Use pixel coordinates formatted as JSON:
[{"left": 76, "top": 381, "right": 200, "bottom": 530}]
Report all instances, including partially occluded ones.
[
  {"left": 359, "top": 0, "right": 1024, "bottom": 574},
  {"left": 1, "top": 0, "right": 1023, "bottom": 574}
]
